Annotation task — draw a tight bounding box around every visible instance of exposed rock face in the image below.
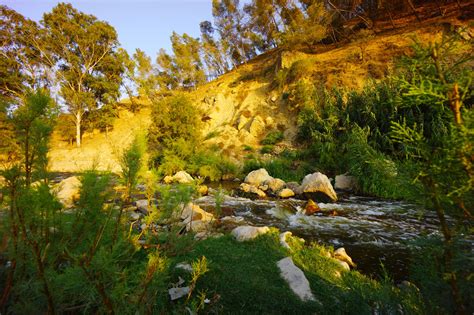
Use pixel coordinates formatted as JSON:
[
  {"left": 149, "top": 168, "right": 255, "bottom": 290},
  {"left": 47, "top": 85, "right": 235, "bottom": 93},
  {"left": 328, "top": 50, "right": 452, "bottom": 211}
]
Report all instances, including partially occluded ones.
[
  {"left": 335, "top": 174, "right": 357, "bottom": 191},
  {"left": 277, "top": 257, "right": 316, "bottom": 302},
  {"left": 164, "top": 171, "right": 194, "bottom": 184},
  {"left": 304, "top": 199, "right": 320, "bottom": 215},
  {"left": 278, "top": 188, "right": 295, "bottom": 199},
  {"left": 334, "top": 247, "right": 356, "bottom": 268},
  {"left": 300, "top": 172, "right": 338, "bottom": 202},
  {"left": 231, "top": 225, "right": 270, "bottom": 242},
  {"left": 244, "top": 168, "right": 273, "bottom": 187},
  {"left": 55, "top": 176, "right": 81, "bottom": 208},
  {"left": 239, "top": 183, "right": 266, "bottom": 198}
]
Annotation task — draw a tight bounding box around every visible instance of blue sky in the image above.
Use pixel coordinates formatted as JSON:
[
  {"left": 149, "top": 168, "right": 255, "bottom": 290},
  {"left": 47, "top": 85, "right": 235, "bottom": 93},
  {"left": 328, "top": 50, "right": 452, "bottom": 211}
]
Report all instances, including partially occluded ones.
[{"left": 1, "top": 0, "right": 214, "bottom": 60}]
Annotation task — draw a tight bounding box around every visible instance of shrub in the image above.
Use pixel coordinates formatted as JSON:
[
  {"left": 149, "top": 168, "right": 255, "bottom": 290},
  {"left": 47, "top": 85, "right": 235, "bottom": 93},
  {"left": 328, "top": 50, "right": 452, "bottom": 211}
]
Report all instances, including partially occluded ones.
[{"left": 261, "top": 131, "right": 284, "bottom": 145}]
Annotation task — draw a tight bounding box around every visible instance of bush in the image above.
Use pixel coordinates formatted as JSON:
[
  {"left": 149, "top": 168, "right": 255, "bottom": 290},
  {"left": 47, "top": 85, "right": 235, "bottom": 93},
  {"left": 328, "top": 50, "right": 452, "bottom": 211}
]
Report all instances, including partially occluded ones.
[
  {"left": 148, "top": 93, "right": 202, "bottom": 165},
  {"left": 261, "top": 131, "right": 284, "bottom": 145}
]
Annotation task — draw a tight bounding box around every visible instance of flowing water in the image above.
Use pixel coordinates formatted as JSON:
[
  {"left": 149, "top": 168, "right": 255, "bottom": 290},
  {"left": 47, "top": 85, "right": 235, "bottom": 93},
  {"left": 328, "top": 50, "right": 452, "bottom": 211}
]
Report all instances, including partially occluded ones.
[{"left": 195, "top": 188, "right": 445, "bottom": 282}]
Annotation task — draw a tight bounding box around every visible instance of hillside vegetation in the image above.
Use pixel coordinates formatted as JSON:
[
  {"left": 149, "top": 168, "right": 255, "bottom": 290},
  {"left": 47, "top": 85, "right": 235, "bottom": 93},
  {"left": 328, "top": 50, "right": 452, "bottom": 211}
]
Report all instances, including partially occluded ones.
[{"left": 48, "top": 17, "right": 471, "bottom": 171}]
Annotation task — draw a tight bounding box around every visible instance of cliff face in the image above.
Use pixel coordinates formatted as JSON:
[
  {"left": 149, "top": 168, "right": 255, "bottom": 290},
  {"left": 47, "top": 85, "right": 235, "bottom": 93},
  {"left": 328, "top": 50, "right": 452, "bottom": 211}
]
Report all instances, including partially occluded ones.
[{"left": 47, "top": 17, "right": 471, "bottom": 172}]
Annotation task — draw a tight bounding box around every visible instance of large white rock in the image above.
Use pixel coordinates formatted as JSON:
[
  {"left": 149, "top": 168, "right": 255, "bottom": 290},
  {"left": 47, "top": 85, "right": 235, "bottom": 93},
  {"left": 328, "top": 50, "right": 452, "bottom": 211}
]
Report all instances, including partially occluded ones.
[
  {"left": 300, "top": 172, "right": 338, "bottom": 202},
  {"left": 277, "top": 257, "right": 316, "bottom": 302},
  {"left": 244, "top": 168, "right": 273, "bottom": 187},
  {"left": 335, "top": 174, "right": 357, "bottom": 191},
  {"left": 231, "top": 225, "right": 270, "bottom": 242},
  {"left": 54, "top": 176, "right": 81, "bottom": 208}
]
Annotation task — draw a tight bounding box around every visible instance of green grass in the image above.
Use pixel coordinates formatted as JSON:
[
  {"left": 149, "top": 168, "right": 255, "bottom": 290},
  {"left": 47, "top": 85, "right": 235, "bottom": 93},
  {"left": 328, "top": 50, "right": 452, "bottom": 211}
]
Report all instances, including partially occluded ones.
[{"left": 165, "top": 230, "right": 424, "bottom": 314}]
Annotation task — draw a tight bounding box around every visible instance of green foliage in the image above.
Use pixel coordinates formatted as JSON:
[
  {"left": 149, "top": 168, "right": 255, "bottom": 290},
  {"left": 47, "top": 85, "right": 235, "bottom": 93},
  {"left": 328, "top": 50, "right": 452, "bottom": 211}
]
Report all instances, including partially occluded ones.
[
  {"left": 41, "top": 3, "right": 123, "bottom": 147},
  {"left": 287, "top": 59, "right": 313, "bottom": 84},
  {"left": 12, "top": 89, "right": 56, "bottom": 184},
  {"left": 148, "top": 93, "right": 201, "bottom": 165},
  {"left": 261, "top": 130, "right": 284, "bottom": 145},
  {"left": 120, "top": 135, "right": 146, "bottom": 201},
  {"left": 409, "top": 236, "right": 474, "bottom": 314},
  {"left": 259, "top": 145, "right": 274, "bottom": 154}
]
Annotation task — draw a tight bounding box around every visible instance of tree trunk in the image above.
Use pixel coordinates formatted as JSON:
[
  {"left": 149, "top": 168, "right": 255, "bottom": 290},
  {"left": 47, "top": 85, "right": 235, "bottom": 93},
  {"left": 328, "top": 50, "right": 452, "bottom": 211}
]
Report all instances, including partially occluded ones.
[{"left": 75, "top": 112, "right": 82, "bottom": 148}]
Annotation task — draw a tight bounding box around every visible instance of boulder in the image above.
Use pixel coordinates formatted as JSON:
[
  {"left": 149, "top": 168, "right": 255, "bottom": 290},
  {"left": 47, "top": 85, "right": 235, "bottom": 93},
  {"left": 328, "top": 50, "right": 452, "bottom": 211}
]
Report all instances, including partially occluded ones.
[
  {"left": 334, "top": 247, "right": 356, "bottom": 268},
  {"left": 231, "top": 225, "right": 270, "bottom": 242},
  {"left": 244, "top": 168, "right": 273, "bottom": 187},
  {"left": 239, "top": 183, "right": 266, "bottom": 198},
  {"left": 300, "top": 172, "right": 338, "bottom": 202},
  {"left": 304, "top": 199, "right": 320, "bottom": 215},
  {"left": 277, "top": 257, "right": 316, "bottom": 302},
  {"left": 198, "top": 185, "right": 209, "bottom": 196},
  {"left": 169, "top": 287, "right": 190, "bottom": 301},
  {"left": 55, "top": 176, "right": 81, "bottom": 208},
  {"left": 286, "top": 182, "right": 303, "bottom": 195},
  {"left": 335, "top": 260, "right": 351, "bottom": 272},
  {"left": 164, "top": 171, "right": 194, "bottom": 184},
  {"left": 181, "top": 203, "right": 214, "bottom": 224},
  {"left": 280, "top": 231, "right": 293, "bottom": 250},
  {"left": 135, "top": 199, "right": 149, "bottom": 214},
  {"left": 278, "top": 188, "right": 295, "bottom": 199},
  {"left": 265, "top": 178, "right": 286, "bottom": 194},
  {"left": 335, "top": 174, "right": 357, "bottom": 191}
]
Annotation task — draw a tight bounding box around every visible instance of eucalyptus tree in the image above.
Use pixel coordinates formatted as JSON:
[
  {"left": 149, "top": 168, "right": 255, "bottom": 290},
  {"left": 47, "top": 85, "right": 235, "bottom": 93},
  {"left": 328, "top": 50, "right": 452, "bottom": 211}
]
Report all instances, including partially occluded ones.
[
  {"left": 212, "top": 0, "right": 255, "bottom": 66},
  {"left": 157, "top": 32, "right": 206, "bottom": 90},
  {"left": 199, "top": 21, "right": 229, "bottom": 78},
  {"left": 40, "top": 3, "right": 123, "bottom": 147}
]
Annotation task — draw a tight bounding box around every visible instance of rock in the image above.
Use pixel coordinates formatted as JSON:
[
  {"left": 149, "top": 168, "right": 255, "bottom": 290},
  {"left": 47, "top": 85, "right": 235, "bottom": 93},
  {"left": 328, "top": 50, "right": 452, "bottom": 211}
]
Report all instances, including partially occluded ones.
[
  {"left": 249, "top": 115, "right": 266, "bottom": 137},
  {"left": 231, "top": 225, "right": 270, "bottom": 242},
  {"left": 169, "top": 287, "right": 190, "bottom": 301},
  {"left": 198, "top": 185, "right": 209, "bottom": 196},
  {"left": 164, "top": 171, "right": 194, "bottom": 184},
  {"left": 335, "top": 174, "right": 357, "bottom": 191},
  {"left": 221, "top": 216, "right": 246, "bottom": 226},
  {"left": 176, "top": 262, "right": 193, "bottom": 272},
  {"left": 304, "top": 199, "right": 320, "bottom": 215},
  {"left": 135, "top": 199, "right": 149, "bottom": 214},
  {"left": 182, "top": 203, "right": 214, "bottom": 222},
  {"left": 334, "top": 248, "right": 356, "bottom": 268},
  {"left": 286, "top": 182, "right": 303, "bottom": 195},
  {"left": 300, "top": 172, "right": 338, "bottom": 202},
  {"left": 280, "top": 231, "right": 293, "bottom": 250},
  {"left": 129, "top": 212, "right": 141, "bottom": 221},
  {"left": 54, "top": 176, "right": 81, "bottom": 208},
  {"left": 186, "top": 220, "right": 213, "bottom": 233},
  {"left": 244, "top": 168, "right": 273, "bottom": 187},
  {"left": 335, "top": 260, "right": 350, "bottom": 272},
  {"left": 239, "top": 183, "right": 266, "bottom": 198},
  {"left": 277, "top": 257, "right": 316, "bottom": 302},
  {"left": 265, "top": 178, "right": 286, "bottom": 194},
  {"left": 278, "top": 188, "right": 295, "bottom": 199}
]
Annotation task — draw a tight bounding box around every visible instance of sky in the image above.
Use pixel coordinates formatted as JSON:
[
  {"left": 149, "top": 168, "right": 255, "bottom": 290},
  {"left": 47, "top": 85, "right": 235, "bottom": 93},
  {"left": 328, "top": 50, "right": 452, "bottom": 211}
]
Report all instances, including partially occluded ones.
[{"left": 1, "top": 0, "right": 214, "bottom": 59}]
